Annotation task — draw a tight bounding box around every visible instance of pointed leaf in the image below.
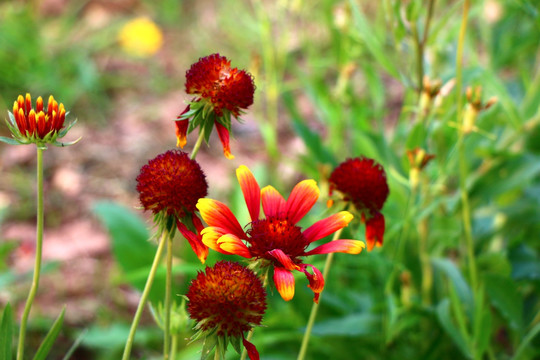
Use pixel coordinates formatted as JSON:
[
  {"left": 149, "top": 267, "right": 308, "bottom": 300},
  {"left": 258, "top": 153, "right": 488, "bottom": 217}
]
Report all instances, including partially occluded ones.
[
  {"left": 33, "top": 306, "right": 66, "bottom": 360},
  {"left": 484, "top": 273, "right": 523, "bottom": 331},
  {"left": 0, "top": 137, "right": 23, "bottom": 145},
  {"left": 1, "top": 303, "right": 14, "bottom": 360},
  {"left": 436, "top": 299, "right": 472, "bottom": 359}
]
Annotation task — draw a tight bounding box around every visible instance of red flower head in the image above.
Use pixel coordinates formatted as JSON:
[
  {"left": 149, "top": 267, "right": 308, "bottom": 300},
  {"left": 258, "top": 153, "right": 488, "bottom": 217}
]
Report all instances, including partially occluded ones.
[
  {"left": 197, "top": 166, "right": 365, "bottom": 303},
  {"left": 174, "top": 53, "right": 255, "bottom": 159},
  {"left": 187, "top": 261, "right": 266, "bottom": 360},
  {"left": 136, "top": 150, "right": 209, "bottom": 262},
  {"left": 1, "top": 93, "right": 79, "bottom": 148},
  {"left": 329, "top": 157, "right": 389, "bottom": 251}
]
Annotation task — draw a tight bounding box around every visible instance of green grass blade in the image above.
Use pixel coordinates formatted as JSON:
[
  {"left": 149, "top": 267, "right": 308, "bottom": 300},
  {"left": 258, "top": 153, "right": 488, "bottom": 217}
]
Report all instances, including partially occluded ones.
[
  {"left": 1, "top": 303, "right": 14, "bottom": 360},
  {"left": 32, "top": 306, "right": 66, "bottom": 360}
]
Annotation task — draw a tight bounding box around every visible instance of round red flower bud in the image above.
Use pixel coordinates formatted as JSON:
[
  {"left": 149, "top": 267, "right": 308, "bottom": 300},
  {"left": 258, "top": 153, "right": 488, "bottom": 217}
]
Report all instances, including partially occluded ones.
[
  {"left": 187, "top": 261, "right": 266, "bottom": 337},
  {"left": 329, "top": 157, "right": 389, "bottom": 213},
  {"left": 136, "top": 150, "right": 208, "bottom": 217},
  {"left": 185, "top": 53, "right": 255, "bottom": 117}
]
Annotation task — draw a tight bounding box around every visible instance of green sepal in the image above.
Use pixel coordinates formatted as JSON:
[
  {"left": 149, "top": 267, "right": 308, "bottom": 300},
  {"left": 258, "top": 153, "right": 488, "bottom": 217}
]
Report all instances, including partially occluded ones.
[
  {"left": 32, "top": 306, "right": 66, "bottom": 360},
  {"left": 230, "top": 335, "right": 242, "bottom": 354},
  {"left": 200, "top": 332, "right": 218, "bottom": 360},
  {"left": 202, "top": 112, "right": 216, "bottom": 144},
  {"left": 0, "top": 136, "right": 24, "bottom": 145}
]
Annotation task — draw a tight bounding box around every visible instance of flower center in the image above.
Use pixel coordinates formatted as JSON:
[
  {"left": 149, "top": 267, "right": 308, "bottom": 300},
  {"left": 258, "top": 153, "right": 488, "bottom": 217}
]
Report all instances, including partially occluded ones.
[{"left": 247, "top": 216, "right": 309, "bottom": 262}]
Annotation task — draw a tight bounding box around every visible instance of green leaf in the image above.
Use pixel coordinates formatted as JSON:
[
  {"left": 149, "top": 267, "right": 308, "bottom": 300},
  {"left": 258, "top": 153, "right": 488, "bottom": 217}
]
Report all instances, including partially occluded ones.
[
  {"left": 432, "top": 258, "right": 473, "bottom": 312},
  {"left": 310, "top": 313, "right": 379, "bottom": 336},
  {"left": 512, "top": 322, "right": 540, "bottom": 360},
  {"left": 436, "top": 299, "right": 472, "bottom": 359},
  {"left": 33, "top": 306, "right": 65, "bottom": 360},
  {"left": 92, "top": 201, "right": 165, "bottom": 304},
  {"left": 484, "top": 273, "right": 523, "bottom": 331},
  {"left": 0, "top": 303, "right": 14, "bottom": 360}
]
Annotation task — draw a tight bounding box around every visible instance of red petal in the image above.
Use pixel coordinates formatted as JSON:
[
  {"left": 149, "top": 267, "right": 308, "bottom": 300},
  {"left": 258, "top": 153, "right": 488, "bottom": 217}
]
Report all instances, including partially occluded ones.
[
  {"left": 261, "top": 185, "right": 286, "bottom": 218},
  {"left": 176, "top": 219, "right": 208, "bottom": 264},
  {"left": 215, "top": 121, "right": 234, "bottom": 159},
  {"left": 197, "top": 199, "right": 246, "bottom": 239},
  {"left": 236, "top": 165, "right": 260, "bottom": 222},
  {"left": 285, "top": 180, "right": 319, "bottom": 224},
  {"left": 305, "top": 240, "right": 365, "bottom": 255},
  {"left": 242, "top": 334, "right": 260, "bottom": 360},
  {"left": 366, "top": 211, "right": 385, "bottom": 251},
  {"left": 303, "top": 211, "right": 354, "bottom": 243},
  {"left": 268, "top": 249, "right": 299, "bottom": 271},
  {"left": 273, "top": 267, "right": 295, "bottom": 301},
  {"left": 300, "top": 264, "right": 324, "bottom": 303}
]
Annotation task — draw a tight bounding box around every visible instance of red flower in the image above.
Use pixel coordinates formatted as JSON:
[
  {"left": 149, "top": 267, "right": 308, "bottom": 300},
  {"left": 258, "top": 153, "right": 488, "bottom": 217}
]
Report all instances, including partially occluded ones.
[
  {"left": 136, "top": 150, "right": 209, "bottom": 262},
  {"left": 329, "top": 157, "right": 389, "bottom": 251},
  {"left": 197, "top": 166, "right": 364, "bottom": 303},
  {"left": 175, "top": 53, "right": 255, "bottom": 159},
  {"left": 187, "top": 261, "right": 266, "bottom": 360},
  {"left": 1, "top": 93, "right": 79, "bottom": 148}
]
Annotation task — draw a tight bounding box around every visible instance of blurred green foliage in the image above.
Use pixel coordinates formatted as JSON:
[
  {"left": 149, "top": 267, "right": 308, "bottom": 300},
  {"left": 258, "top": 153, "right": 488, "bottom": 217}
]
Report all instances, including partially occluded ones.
[{"left": 1, "top": 0, "right": 540, "bottom": 359}]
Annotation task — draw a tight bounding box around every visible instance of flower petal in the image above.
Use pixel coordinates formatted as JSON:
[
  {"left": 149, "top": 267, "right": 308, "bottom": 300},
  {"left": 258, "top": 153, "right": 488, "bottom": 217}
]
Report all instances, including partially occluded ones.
[
  {"left": 268, "top": 249, "right": 299, "bottom": 271},
  {"left": 236, "top": 165, "right": 261, "bottom": 222},
  {"left": 201, "top": 227, "right": 235, "bottom": 255},
  {"left": 217, "top": 234, "right": 252, "bottom": 258},
  {"left": 305, "top": 239, "right": 365, "bottom": 256},
  {"left": 366, "top": 211, "right": 385, "bottom": 251},
  {"left": 261, "top": 185, "right": 286, "bottom": 218},
  {"left": 215, "top": 121, "right": 234, "bottom": 159},
  {"left": 175, "top": 104, "right": 190, "bottom": 148},
  {"left": 303, "top": 211, "right": 354, "bottom": 243},
  {"left": 285, "top": 179, "right": 320, "bottom": 224},
  {"left": 176, "top": 218, "right": 208, "bottom": 264},
  {"left": 242, "top": 334, "right": 260, "bottom": 360},
  {"left": 273, "top": 267, "right": 295, "bottom": 301},
  {"left": 197, "top": 198, "right": 246, "bottom": 239},
  {"left": 300, "top": 264, "right": 324, "bottom": 303}
]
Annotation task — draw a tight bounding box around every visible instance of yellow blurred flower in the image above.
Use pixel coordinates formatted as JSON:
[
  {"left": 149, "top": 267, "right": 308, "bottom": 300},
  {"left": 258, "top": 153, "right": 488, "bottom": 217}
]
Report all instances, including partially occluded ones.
[{"left": 118, "top": 17, "right": 163, "bottom": 57}]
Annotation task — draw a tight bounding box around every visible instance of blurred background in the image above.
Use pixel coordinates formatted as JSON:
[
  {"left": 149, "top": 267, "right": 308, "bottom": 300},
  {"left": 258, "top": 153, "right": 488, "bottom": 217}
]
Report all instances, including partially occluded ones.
[{"left": 1, "top": 0, "right": 539, "bottom": 359}]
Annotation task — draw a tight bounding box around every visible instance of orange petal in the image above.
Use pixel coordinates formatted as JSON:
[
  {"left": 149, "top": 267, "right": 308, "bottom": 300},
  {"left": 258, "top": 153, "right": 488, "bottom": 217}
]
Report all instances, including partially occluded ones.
[
  {"left": 236, "top": 165, "right": 260, "bottom": 222},
  {"left": 261, "top": 185, "right": 286, "bottom": 218},
  {"left": 285, "top": 180, "right": 319, "bottom": 224},
  {"left": 197, "top": 198, "right": 246, "bottom": 239},
  {"left": 215, "top": 121, "right": 234, "bottom": 159},
  {"left": 201, "top": 227, "right": 235, "bottom": 255},
  {"left": 175, "top": 119, "right": 189, "bottom": 148},
  {"left": 217, "top": 234, "right": 252, "bottom": 258},
  {"left": 268, "top": 249, "right": 299, "bottom": 271},
  {"left": 303, "top": 211, "right": 354, "bottom": 243},
  {"left": 305, "top": 240, "right": 365, "bottom": 255},
  {"left": 273, "top": 267, "right": 295, "bottom": 301},
  {"left": 176, "top": 219, "right": 208, "bottom": 264},
  {"left": 365, "top": 211, "right": 385, "bottom": 251},
  {"left": 300, "top": 264, "right": 324, "bottom": 303}
]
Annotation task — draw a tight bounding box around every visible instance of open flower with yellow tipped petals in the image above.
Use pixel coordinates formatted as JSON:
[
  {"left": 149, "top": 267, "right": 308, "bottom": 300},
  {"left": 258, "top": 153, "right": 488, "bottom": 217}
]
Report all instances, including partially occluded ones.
[{"left": 196, "top": 166, "right": 364, "bottom": 303}]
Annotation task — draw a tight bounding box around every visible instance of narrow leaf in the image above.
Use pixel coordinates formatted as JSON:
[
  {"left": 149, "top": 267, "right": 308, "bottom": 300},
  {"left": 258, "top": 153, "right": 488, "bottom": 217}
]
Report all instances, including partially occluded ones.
[
  {"left": 33, "top": 306, "right": 66, "bottom": 360},
  {"left": 0, "top": 303, "right": 14, "bottom": 360}
]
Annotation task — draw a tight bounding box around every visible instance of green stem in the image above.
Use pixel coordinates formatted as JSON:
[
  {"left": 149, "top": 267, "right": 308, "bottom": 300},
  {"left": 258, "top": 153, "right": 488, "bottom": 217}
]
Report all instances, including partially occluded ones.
[
  {"left": 297, "top": 228, "right": 344, "bottom": 360},
  {"left": 190, "top": 129, "right": 205, "bottom": 160},
  {"left": 122, "top": 230, "right": 168, "bottom": 360},
  {"left": 16, "top": 147, "right": 44, "bottom": 360},
  {"left": 170, "top": 335, "right": 178, "bottom": 360},
  {"left": 164, "top": 234, "right": 173, "bottom": 359},
  {"left": 455, "top": 0, "right": 477, "bottom": 294}
]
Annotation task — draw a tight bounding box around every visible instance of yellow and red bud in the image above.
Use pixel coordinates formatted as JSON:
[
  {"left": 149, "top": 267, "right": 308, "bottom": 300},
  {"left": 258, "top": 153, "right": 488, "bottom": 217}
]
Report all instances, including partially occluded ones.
[{"left": 36, "top": 96, "right": 44, "bottom": 113}]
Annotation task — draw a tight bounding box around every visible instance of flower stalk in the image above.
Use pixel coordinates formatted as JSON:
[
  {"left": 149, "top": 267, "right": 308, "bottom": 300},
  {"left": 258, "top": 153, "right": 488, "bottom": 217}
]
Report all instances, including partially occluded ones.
[
  {"left": 122, "top": 229, "right": 168, "bottom": 360},
  {"left": 297, "top": 227, "right": 344, "bottom": 360},
  {"left": 16, "top": 147, "right": 44, "bottom": 360}
]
